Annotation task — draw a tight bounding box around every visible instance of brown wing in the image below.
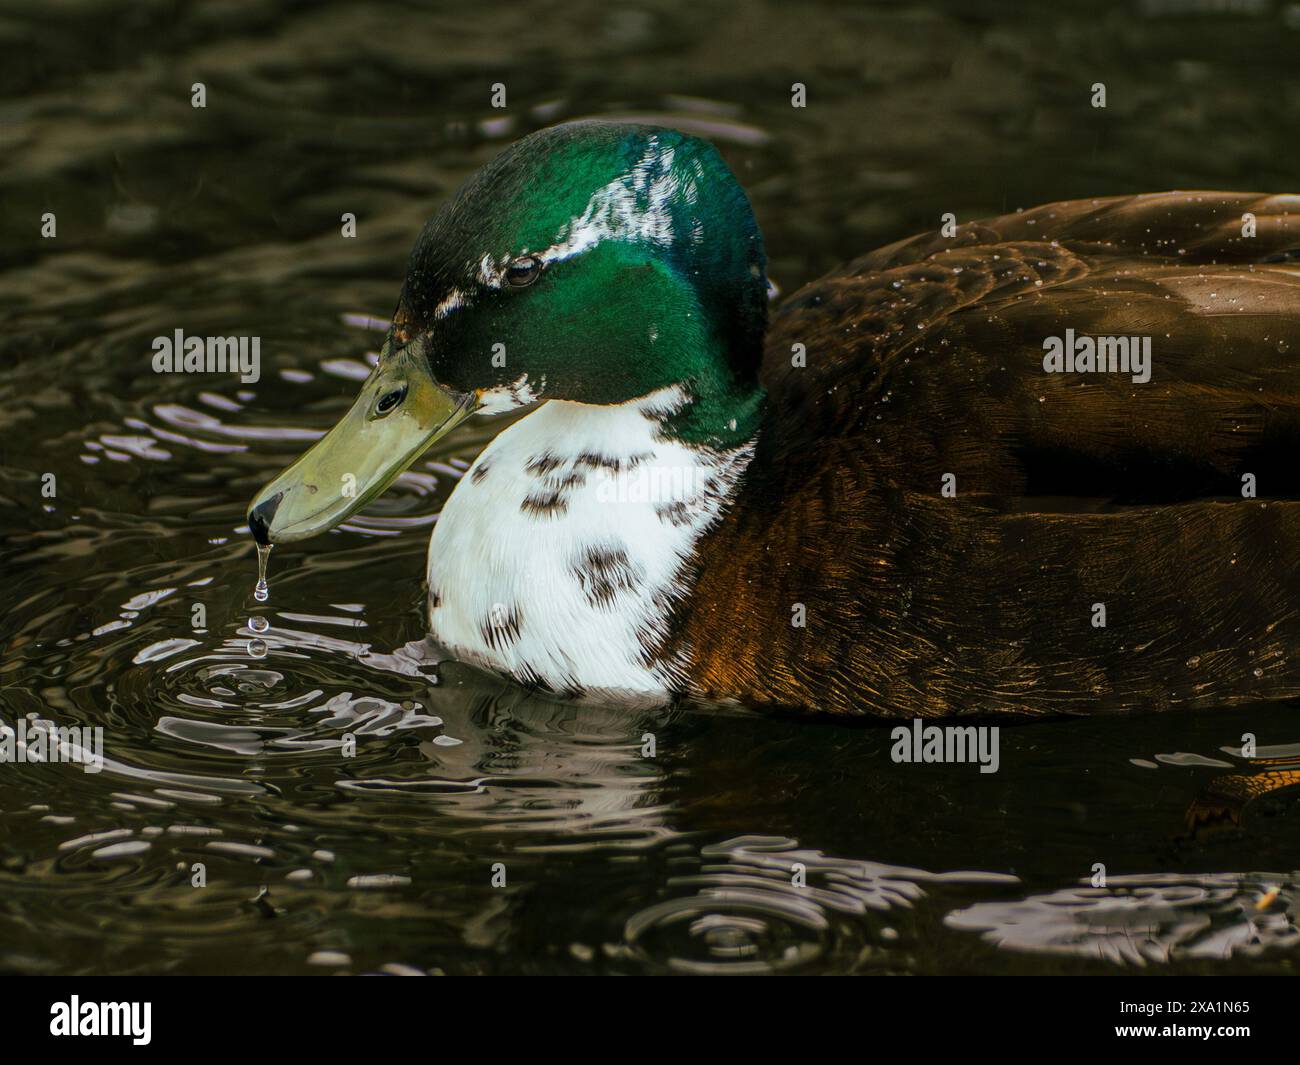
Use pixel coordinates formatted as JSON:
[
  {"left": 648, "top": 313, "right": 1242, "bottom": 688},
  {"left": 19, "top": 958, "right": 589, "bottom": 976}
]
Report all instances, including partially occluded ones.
[
  {"left": 853, "top": 191, "right": 1300, "bottom": 272},
  {"left": 762, "top": 191, "right": 1300, "bottom": 503},
  {"left": 675, "top": 192, "right": 1300, "bottom": 717}
]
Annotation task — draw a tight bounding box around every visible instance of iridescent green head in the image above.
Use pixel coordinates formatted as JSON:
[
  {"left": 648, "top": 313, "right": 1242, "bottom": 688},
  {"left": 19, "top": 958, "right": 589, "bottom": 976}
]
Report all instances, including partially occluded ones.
[
  {"left": 248, "top": 121, "right": 767, "bottom": 544},
  {"left": 400, "top": 120, "right": 767, "bottom": 411}
]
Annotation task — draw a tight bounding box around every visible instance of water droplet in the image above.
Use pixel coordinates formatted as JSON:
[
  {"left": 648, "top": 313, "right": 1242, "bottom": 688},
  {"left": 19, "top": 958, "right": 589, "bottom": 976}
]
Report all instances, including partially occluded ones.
[
  {"left": 254, "top": 543, "right": 272, "bottom": 602},
  {"left": 248, "top": 638, "right": 268, "bottom": 659},
  {"left": 249, "top": 616, "right": 269, "bottom": 634},
  {"left": 1185, "top": 655, "right": 1200, "bottom": 669}
]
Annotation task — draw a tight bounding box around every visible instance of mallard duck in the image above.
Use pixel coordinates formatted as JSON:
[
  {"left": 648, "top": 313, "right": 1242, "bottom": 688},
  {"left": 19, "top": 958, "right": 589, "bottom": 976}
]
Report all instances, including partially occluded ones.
[{"left": 248, "top": 120, "right": 1300, "bottom": 717}]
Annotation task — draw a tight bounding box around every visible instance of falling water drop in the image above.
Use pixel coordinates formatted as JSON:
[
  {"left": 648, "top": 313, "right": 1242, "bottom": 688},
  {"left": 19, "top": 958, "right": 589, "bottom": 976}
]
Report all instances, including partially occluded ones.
[
  {"left": 254, "top": 543, "right": 272, "bottom": 603},
  {"left": 249, "top": 545, "right": 273, "bottom": 655}
]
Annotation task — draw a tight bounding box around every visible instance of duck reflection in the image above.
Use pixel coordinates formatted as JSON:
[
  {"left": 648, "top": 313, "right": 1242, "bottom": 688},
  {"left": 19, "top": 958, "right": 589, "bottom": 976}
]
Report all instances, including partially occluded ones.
[{"left": 1184, "top": 748, "right": 1300, "bottom": 839}]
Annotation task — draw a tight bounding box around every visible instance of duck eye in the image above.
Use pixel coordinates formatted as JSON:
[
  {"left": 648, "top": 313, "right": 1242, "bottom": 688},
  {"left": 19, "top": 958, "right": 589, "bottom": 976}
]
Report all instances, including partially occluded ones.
[
  {"left": 505, "top": 254, "right": 542, "bottom": 288},
  {"left": 375, "top": 384, "right": 407, "bottom": 415}
]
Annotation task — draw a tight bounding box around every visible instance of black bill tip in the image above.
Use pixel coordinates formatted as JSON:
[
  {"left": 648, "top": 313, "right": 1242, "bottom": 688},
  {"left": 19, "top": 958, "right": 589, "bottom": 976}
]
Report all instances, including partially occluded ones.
[{"left": 247, "top": 491, "right": 283, "bottom": 546}]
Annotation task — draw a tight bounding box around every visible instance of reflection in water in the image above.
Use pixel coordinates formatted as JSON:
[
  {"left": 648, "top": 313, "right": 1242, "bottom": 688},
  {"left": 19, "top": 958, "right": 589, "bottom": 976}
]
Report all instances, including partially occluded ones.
[
  {"left": 623, "top": 836, "right": 1016, "bottom": 975},
  {"left": 947, "top": 874, "right": 1299, "bottom": 967},
  {"left": 1183, "top": 753, "right": 1300, "bottom": 839}
]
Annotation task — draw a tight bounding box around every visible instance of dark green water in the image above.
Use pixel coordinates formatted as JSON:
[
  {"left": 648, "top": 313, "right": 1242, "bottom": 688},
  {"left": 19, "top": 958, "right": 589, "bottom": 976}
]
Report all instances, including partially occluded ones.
[{"left": 1, "top": 0, "right": 1298, "bottom": 974}]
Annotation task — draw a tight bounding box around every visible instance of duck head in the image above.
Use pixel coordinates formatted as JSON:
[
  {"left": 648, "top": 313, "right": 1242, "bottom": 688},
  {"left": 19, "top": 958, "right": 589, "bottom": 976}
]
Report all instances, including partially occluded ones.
[{"left": 247, "top": 120, "right": 767, "bottom": 545}]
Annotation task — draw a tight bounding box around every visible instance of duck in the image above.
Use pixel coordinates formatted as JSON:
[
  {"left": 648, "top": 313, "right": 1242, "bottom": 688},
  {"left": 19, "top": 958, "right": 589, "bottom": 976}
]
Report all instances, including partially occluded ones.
[{"left": 247, "top": 120, "right": 1300, "bottom": 718}]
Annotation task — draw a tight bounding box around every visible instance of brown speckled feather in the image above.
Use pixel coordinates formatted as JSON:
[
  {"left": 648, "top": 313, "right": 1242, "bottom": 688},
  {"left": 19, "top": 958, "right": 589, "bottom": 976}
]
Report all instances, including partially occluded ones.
[{"left": 675, "top": 191, "right": 1300, "bottom": 716}]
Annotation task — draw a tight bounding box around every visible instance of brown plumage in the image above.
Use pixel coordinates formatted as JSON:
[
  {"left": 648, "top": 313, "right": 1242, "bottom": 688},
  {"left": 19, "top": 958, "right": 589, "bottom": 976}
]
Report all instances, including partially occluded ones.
[{"left": 675, "top": 192, "right": 1300, "bottom": 717}]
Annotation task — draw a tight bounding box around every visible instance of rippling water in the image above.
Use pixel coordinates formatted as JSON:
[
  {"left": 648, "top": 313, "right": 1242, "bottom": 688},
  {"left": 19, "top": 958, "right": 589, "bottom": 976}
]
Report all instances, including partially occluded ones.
[{"left": 2, "top": 0, "right": 1300, "bottom": 975}]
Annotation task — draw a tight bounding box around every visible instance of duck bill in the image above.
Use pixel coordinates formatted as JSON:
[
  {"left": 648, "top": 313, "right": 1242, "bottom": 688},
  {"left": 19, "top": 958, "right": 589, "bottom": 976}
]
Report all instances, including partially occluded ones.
[{"left": 247, "top": 346, "right": 475, "bottom": 544}]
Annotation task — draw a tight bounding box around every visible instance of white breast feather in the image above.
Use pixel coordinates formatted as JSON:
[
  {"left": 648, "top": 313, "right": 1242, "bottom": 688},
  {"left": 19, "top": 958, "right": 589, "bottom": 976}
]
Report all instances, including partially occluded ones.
[{"left": 425, "top": 385, "right": 751, "bottom": 703}]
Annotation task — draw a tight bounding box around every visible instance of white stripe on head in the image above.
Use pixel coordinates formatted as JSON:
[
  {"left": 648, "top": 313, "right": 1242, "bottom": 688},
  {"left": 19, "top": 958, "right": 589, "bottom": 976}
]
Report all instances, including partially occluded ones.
[{"left": 476, "top": 373, "right": 544, "bottom": 415}]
